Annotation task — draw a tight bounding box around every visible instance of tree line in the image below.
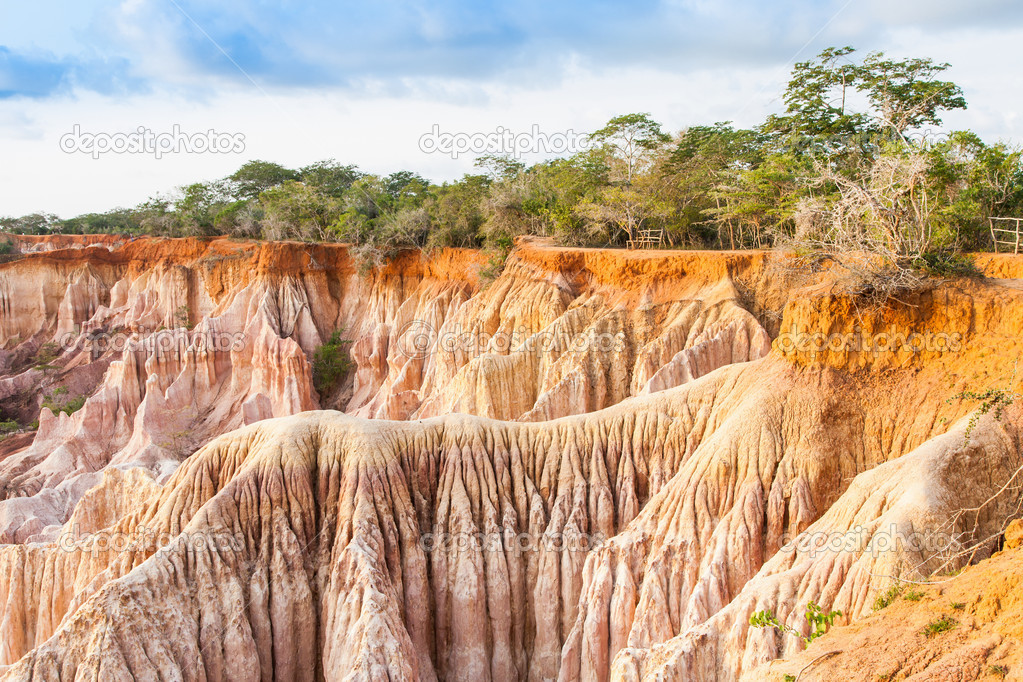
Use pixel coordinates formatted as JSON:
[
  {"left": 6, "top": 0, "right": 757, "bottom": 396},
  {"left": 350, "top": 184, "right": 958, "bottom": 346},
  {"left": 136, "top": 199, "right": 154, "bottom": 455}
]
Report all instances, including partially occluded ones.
[{"left": 4, "top": 47, "right": 1022, "bottom": 272}]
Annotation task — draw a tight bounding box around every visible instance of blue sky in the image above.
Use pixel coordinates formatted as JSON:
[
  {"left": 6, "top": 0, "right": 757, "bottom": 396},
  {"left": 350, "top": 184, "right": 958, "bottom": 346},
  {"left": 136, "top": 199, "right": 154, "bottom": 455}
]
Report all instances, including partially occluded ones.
[{"left": 2, "top": 0, "right": 1023, "bottom": 216}]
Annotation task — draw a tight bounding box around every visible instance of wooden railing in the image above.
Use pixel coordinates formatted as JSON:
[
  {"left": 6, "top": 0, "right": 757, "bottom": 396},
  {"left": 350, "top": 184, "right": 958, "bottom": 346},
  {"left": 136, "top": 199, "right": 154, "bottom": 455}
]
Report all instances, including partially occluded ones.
[{"left": 990, "top": 217, "right": 1023, "bottom": 254}]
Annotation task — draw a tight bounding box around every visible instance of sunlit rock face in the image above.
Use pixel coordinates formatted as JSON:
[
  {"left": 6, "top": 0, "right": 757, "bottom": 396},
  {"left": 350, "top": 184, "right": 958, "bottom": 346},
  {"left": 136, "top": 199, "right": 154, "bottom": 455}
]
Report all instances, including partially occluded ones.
[{"left": 1, "top": 235, "right": 1021, "bottom": 681}]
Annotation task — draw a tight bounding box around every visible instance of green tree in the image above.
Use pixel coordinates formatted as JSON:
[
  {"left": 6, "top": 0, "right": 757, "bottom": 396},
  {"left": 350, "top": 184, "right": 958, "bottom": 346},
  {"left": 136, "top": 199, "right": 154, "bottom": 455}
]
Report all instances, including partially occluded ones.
[
  {"left": 925, "top": 131, "right": 1023, "bottom": 247},
  {"left": 856, "top": 51, "right": 967, "bottom": 137},
  {"left": 474, "top": 154, "right": 526, "bottom": 181},
  {"left": 767, "top": 46, "right": 867, "bottom": 142},
  {"left": 588, "top": 113, "right": 671, "bottom": 183},
  {"left": 576, "top": 183, "right": 671, "bottom": 246},
  {"left": 260, "top": 181, "right": 342, "bottom": 241},
  {"left": 425, "top": 174, "right": 490, "bottom": 248},
  {"left": 0, "top": 213, "right": 60, "bottom": 235},
  {"left": 659, "top": 123, "right": 766, "bottom": 244},
  {"left": 174, "top": 181, "right": 231, "bottom": 236},
  {"left": 312, "top": 330, "right": 352, "bottom": 398},
  {"left": 766, "top": 47, "right": 967, "bottom": 147},
  {"left": 134, "top": 196, "right": 181, "bottom": 236},
  {"left": 299, "top": 159, "right": 362, "bottom": 198},
  {"left": 383, "top": 171, "right": 432, "bottom": 211},
  {"left": 229, "top": 160, "right": 299, "bottom": 199}
]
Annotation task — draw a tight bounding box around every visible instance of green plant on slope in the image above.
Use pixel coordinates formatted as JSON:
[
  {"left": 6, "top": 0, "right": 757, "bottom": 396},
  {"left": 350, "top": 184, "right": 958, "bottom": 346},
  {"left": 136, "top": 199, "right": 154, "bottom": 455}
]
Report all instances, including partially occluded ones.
[
  {"left": 921, "top": 614, "right": 958, "bottom": 638},
  {"left": 749, "top": 600, "right": 842, "bottom": 645},
  {"left": 873, "top": 582, "right": 906, "bottom": 611},
  {"left": 947, "top": 385, "right": 1020, "bottom": 443},
  {"left": 41, "top": 387, "right": 87, "bottom": 416}
]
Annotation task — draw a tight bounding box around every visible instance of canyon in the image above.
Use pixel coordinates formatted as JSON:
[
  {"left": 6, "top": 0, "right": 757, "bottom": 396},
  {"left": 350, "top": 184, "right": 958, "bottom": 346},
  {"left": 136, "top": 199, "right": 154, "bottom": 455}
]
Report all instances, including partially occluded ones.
[{"left": 0, "top": 234, "right": 1021, "bottom": 681}]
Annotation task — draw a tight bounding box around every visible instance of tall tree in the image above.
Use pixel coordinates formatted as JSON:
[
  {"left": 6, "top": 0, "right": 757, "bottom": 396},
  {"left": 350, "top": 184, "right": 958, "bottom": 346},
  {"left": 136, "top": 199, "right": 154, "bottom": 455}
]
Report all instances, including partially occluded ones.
[
  {"left": 588, "top": 113, "right": 671, "bottom": 183},
  {"left": 299, "top": 160, "right": 362, "bottom": 198},
  {"left": 768, "top": 46, "right": 866, "bottom": 140},
  {"left": 855, "top": 51, "right": 967, "bottom": 137},
  {"left": 229, "top": 160, "right": 299, "bottom": 200}
]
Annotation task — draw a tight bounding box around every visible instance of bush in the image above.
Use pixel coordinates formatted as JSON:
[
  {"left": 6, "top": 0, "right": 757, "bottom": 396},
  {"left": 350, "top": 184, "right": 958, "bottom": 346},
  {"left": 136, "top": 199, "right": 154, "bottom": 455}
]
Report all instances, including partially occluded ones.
[
  {"left": 911, "top": 250, "right": 982, "bottom": 278},
  {"left": 32, "top": 342, "right": 60, "bottom": 369},
  {"left": 921, "top": 615, "right": 958, "bottom": 638},
  {"left": 41, "top": 388, "right": 87, "bottom": 416},
  {"left": 873, "top": 582, "right": 906, "bottom": 611},
  {"left": 312, "top": 330, "right": 352, "bottom": 398},
  {"left": 749, "top": 600, "right": 842, "bottom": 645}
]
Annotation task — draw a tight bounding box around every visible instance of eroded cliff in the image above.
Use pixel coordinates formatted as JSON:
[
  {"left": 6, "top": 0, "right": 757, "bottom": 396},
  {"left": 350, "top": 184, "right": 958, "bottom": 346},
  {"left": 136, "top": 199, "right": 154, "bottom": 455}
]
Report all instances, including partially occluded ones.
[{"left": 0, "top": 235, "right": 1020, "bottom": 681}]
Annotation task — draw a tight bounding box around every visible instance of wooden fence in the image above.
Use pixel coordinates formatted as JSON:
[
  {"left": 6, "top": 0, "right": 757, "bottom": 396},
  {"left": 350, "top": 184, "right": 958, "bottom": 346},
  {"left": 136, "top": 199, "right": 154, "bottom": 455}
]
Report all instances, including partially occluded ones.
[
  {"left": 990, "top": 217, "right": 1023, "bottom": 254},
  {"left": 628, "top": 227, "right": 664, "bottom": 250}
]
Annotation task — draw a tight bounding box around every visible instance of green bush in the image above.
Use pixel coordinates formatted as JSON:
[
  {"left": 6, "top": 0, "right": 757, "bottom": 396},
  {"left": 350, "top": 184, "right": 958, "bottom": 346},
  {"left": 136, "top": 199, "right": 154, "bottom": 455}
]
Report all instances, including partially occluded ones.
[
  {"left": 921, "top": 615, "right": 958, "bottom": 638},
  {"left": 873, "top": 582, "right": 905, "bottom": 611},
  {"left": 749, "top": 600, "right": 842, "bottom": 645},
  {"left": 312, "top": 330, "right": 353, "bottom": 397},
  {"left": 32, "top": 342, "right": 60, "bottom": 368},
  {"left": 41, "top": 388, "right": 87, "bottom": 416},
  {"left": 912, "top": 250, "right": 982, "bottom": 278}
]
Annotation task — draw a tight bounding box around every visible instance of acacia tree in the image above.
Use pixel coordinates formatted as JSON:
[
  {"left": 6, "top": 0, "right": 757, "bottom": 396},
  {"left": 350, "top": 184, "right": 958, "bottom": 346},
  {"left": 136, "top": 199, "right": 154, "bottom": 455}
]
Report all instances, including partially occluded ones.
[
  {"left": 229, "top": 160, "right": 299, "bottom": 199},
  {"left": 588, "top": 113, "right": 671, "bottom": 183},
  {"left": 766, "top": 47, "right": 967, "bottom": 151},
  {"left": 767, "top": 46, "right": 867, "bottom": 141},
  {"left": 299, "top": 159, "right": 362, "bottom": 198},
  {"left": 260, "top": 181, "right": 342, "bottom": 241},
  {"left": 474, "top": 154, "right": 526, "bottom": 181},
  {"left": 857, "top": 52, "right": 967, "bottom": 138}
]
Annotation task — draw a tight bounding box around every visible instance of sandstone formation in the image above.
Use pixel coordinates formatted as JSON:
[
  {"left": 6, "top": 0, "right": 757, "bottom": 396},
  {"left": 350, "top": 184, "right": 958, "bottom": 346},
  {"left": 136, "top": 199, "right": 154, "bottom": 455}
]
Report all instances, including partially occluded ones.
[{"left": 0, "top": 235, "right": 1021, "bottom": 680}]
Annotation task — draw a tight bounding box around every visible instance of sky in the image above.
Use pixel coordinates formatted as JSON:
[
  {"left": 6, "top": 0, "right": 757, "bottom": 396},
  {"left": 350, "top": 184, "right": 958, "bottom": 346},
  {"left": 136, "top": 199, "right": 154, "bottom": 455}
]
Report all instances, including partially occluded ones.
[{"left": 1, "top": 0, "right": 1022, "bottom": 218}]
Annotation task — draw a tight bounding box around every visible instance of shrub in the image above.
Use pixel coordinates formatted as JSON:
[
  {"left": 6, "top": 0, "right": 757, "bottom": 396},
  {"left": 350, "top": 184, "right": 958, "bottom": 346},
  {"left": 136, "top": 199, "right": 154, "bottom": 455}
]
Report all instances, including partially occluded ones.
[
  {"left": 911, "top": 250, "right": 982, "bottom": 278},
  {"left": 749, "top": 600, "right": 842, "bottom": 645},
  {"left": 947, "top": 385, "right": 1020, "bottom": 443},
  {"left": 33, "top": 342, "right": 60, "bottom": 368},
  {"left": 873, "top": 582, "right": 906, "bottom": 611},
  {"left": 42, "top": 388, "right": 87, "bottom": 416},
  {"left": 921, "top": 615, "right": 958, "bottom": 638},
  {"left": 312, "top": 330, "right": 352, "bottom": 398}
]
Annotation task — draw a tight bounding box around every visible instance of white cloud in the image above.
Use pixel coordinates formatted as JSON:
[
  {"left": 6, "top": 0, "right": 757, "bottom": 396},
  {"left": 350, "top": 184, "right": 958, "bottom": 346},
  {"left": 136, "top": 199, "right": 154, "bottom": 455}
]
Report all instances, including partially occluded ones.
[{"left": 1, "top": 10, "right": 1022, "bottom": 218}]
